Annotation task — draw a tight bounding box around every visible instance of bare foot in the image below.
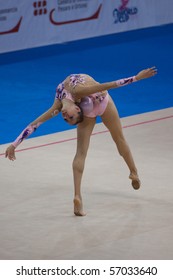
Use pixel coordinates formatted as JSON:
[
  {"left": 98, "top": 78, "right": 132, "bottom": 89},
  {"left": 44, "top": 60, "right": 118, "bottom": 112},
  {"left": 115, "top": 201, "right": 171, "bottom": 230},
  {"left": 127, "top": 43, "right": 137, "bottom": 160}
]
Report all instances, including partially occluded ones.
[
  {"left": 73, "top": 197, "right": 86, "bottom": 216},
  {"left": 129, "top": 174, "right": 141, "bottom": 190}
]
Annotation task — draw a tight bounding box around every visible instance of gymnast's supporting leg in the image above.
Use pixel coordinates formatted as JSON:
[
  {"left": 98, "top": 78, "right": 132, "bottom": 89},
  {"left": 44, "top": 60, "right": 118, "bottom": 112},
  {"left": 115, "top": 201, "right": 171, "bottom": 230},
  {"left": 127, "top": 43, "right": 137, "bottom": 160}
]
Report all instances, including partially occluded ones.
[
  {"left": 101, "top": 96, "right": 141, "bottom": 189},
  {"left": 72, "top": 118, "right": 96, "bottom": 216}
]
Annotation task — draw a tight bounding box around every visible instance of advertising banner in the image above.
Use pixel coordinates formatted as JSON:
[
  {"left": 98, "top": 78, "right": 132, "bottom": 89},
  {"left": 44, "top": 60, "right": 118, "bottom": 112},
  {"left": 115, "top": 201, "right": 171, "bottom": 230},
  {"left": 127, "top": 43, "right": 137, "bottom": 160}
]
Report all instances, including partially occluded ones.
[{"left": 0, "top": 0, "right": 173, "bottom": 54}]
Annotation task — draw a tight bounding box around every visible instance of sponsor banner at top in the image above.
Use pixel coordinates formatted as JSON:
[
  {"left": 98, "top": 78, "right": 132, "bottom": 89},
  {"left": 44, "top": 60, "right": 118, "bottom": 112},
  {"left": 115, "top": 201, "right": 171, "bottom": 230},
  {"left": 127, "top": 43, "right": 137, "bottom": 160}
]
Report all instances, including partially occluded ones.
[{"left": 0, "top": 0, "right": 173, "bottom": 53}]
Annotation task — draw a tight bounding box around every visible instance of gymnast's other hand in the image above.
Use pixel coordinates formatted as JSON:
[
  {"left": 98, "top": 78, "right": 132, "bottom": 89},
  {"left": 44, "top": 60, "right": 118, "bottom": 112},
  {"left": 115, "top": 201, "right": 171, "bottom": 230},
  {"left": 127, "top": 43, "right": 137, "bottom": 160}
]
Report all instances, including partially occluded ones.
[
  {"left": 136, "top": 66, "right": 157, "bottom": 81},
  {"left": 5, "top": 145, "right": 16, "bottom": 161}
]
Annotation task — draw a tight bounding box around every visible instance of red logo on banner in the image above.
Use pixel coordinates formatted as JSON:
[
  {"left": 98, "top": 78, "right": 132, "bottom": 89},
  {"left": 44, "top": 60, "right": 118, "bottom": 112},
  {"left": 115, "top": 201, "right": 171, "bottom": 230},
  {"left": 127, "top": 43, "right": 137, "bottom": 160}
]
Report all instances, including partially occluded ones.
[
  {"left": 0, "top": 17, "right": 22, "bottom": 35},
  {"left": 119, "top": 0, "right": 129, "bottom": 11},
  {"left": 33, "top": 1, "right": 47, "bottom": 16},
  {"left": 50, "top": 4, "right": 102, "bottom": 25}
]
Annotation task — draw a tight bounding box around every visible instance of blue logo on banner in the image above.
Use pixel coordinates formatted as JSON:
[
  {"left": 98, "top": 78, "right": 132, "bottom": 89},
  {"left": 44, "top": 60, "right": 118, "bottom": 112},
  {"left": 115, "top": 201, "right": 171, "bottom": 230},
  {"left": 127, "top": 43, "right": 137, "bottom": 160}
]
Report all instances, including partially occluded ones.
[{"left": 113, "top": 0, "right": 138, "bottom": 24}]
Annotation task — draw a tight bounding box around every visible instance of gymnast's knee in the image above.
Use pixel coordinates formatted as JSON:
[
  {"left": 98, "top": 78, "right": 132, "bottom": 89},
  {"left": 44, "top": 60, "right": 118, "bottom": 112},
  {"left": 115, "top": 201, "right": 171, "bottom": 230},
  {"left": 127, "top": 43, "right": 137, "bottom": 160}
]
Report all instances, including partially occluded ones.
[
  {"left": 116, "top": 139, "right": 130, "bottom": 157},
  {"left": 72, "top": 154, "right": 86, "bottom": 173}
]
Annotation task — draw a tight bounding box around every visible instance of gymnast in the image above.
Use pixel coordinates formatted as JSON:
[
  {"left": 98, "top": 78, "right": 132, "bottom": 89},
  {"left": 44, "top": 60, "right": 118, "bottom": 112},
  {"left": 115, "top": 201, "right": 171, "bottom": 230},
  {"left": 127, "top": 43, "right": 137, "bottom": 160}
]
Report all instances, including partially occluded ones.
[{"left": 5, "top": 67, "right": 157, "bottom": 216}]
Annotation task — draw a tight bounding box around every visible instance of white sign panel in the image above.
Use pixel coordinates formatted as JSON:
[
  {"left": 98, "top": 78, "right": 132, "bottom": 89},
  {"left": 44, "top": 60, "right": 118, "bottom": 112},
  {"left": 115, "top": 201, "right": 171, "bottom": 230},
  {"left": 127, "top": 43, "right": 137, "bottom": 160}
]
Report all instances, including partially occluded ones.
[{"left": 0, "top": 0, "right": 173, "bottom": 53}]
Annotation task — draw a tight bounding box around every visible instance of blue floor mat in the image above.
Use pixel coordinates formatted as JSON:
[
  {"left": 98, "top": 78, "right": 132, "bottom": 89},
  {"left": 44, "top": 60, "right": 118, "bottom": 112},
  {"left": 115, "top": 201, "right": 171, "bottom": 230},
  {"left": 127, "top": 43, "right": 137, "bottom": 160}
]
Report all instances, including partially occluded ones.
[{"left": 0, "top": 24, "right": 173, "bottom": 144}]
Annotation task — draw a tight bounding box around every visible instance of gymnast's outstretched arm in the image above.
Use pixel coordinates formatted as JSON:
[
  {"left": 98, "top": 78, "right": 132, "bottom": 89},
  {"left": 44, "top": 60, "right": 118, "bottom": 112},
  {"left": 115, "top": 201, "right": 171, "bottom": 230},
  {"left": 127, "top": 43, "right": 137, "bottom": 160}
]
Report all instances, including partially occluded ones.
[
  {"left": 73, "top": 67, "right": 157, "bottom": 99},
  {"left": 5, "top": 99, "right": 61, "bottom": 160}
]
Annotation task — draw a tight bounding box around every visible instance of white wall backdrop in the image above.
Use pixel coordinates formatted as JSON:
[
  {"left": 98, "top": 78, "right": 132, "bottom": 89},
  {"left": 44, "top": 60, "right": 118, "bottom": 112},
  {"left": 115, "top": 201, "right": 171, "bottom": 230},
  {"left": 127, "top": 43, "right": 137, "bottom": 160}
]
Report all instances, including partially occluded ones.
[{"left": 0, "top": 0, "right": 173, "bottom": 53}]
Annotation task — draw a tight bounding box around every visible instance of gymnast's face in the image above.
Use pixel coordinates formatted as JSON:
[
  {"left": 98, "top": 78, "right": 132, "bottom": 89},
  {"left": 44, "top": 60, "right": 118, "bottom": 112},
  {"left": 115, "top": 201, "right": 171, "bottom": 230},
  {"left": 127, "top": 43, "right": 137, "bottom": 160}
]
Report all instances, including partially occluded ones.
[{"left": 61, "top": 104, "right": 82, "bottom": 125}]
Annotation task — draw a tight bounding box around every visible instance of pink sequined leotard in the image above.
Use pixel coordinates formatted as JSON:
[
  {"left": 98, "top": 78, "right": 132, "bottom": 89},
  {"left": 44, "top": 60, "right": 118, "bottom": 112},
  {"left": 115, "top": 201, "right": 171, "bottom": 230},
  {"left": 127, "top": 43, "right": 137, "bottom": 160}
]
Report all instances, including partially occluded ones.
[{"left": 55, "top": 74, "right": 109, "bottom": 118}]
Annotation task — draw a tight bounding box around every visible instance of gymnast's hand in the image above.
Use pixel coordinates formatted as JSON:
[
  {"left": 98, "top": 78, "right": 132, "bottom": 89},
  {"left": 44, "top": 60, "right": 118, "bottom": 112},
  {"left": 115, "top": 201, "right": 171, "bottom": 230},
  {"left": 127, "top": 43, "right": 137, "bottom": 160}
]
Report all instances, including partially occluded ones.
[
  {"left": 136, "top": 66, "right": 157, "bottom": 80},
  {"left": 5, "top": 145, "right": 16, "bottom": 161}
]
